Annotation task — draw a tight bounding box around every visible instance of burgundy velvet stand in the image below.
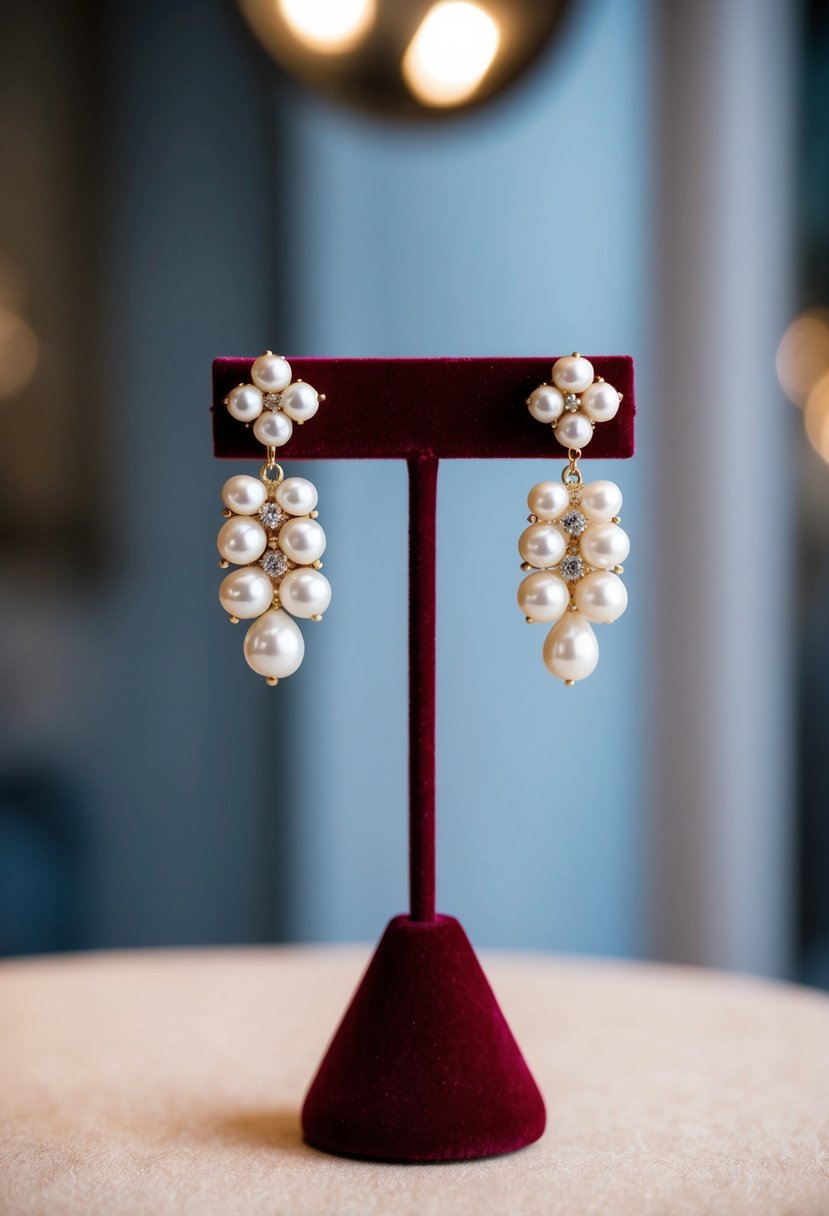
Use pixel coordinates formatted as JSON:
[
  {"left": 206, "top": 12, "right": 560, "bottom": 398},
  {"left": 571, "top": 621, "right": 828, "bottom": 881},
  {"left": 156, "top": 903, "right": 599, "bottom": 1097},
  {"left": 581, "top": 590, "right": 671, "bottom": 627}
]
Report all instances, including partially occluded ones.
[{"left": 212, "top": 356, "right": 636, "bottom": 1163}]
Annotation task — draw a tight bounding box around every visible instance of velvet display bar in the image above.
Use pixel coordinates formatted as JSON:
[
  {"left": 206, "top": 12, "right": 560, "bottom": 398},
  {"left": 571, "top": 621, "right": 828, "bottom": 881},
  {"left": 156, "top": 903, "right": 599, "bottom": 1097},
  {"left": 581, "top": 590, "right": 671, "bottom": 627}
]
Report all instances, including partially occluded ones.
[
  {"left": 211, "top": 355, "right": 635, "bottom": 1163},
  {"left": 212, "top": 356, "right": 635, "bottom": 461}
]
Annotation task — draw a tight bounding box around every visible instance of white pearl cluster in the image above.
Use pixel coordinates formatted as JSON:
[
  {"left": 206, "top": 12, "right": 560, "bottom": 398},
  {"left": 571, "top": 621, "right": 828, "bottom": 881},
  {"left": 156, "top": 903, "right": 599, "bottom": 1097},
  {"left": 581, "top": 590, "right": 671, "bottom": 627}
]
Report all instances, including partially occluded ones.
[
  {"left": 220, "top": 352, "right": 329, "bottom": 684},
  {"left": 517, "top": 478, "right": 629, "bottom": 683},
  {"left": 224, "top": 353, "right": 324, "bottom": 448},
  {"left": 526, "top": 354, "right": 622, "bottom": 451}
]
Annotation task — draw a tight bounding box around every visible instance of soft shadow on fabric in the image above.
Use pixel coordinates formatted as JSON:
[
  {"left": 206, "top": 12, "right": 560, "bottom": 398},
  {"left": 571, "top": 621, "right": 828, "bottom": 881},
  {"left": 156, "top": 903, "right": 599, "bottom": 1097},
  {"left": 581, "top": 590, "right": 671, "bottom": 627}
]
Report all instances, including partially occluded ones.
[{"left": 210, "top": 1109, "right": 309, "bottom": 1156}]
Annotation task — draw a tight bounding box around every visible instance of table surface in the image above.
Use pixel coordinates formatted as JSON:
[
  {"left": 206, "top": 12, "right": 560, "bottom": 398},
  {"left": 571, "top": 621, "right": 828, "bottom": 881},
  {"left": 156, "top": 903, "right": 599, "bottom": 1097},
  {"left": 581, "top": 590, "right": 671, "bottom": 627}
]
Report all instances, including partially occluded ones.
[{"left": 1, "top": 945, "right": 828, "bottom": 1216}]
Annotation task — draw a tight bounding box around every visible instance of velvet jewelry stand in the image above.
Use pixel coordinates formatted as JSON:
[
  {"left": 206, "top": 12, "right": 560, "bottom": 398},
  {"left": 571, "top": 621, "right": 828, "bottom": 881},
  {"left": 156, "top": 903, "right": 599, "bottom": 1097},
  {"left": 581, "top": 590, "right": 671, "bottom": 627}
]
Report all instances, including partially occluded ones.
[{"left": 212, "top": 356, "right": 635, "bottom": 1162}]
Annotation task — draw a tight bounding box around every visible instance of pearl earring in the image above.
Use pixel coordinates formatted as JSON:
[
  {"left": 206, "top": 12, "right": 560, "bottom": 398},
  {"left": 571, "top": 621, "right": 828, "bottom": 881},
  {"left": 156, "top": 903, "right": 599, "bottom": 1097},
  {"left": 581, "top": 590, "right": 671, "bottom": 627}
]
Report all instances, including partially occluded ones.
[
  {"left": 518, "top": 353, "right": 629, "bottom": 685},
  {"left": 217, "top": 352, "right": 330, "bottom": 685}
]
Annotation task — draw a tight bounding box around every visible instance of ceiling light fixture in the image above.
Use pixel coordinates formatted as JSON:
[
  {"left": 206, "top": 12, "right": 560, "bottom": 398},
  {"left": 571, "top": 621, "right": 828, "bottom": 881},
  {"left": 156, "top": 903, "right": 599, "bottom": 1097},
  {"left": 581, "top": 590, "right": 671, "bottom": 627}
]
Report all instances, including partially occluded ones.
[{"left": 237, "top": 0, "right": 572, "bottom": 119}]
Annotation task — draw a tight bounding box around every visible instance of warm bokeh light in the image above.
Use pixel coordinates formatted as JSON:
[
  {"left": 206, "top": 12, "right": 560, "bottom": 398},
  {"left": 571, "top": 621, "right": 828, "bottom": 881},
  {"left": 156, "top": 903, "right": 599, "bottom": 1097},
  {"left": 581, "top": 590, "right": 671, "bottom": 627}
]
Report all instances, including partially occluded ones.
[
  {"left": 804, "top": 371, "right": 829, "bottom": 466},
  {"left": 402, "top": 1, "right": 500, "bottom": 108},
  {"left": 278, "top": 0, "right": 375, "bottom": 53},
  {"left": 775, "top": 310, "right": 829, "bottom": 408},
  {"left": 0, "top": 308, "right": 38, "bottom": 400}
]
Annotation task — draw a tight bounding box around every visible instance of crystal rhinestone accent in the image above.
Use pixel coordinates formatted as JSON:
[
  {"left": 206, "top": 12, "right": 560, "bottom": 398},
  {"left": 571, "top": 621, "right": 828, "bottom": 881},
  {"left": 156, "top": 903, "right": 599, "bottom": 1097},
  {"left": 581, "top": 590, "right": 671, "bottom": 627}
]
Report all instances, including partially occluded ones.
[
  {"left": 260, "top": 549, "right": 288, "bottom": 578},
  {"left": 263, "top": 392, "right": 282, "bottom": 411},
  {"left": 561, "top": 509, "right": 588, "bottom": 537},
  {"left": 258, "top": 501, "right": 285, "bottom": 529},
  {"left": 560, "top": 554, "right": 585, "bottom": 581},
  {"left": 564, "top": 393, "right": 580, "bottom": 413}
]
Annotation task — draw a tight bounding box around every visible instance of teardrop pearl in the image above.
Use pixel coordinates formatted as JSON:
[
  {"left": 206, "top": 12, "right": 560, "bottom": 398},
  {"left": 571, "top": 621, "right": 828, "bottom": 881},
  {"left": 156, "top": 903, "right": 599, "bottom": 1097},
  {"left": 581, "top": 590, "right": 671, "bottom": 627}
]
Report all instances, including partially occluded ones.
[
  {"left": 243, "top": 608, "right": 305, "bottom": 678},
  {"left": 251, "top": 354, "right": 292, "bottom": 393},
  {"left": 280, "top": 381, "right": 319, "bottom": 422},
  {"left": 527, "top": 384, "right": 564, "bottom": 424},
  {"left": 217, "top": 516, "right": 267, "bottom": 565},
  {"left": 518, "top": 522, "right": 566, "bottom": 569},
  {"left": 225, "top": 384, "right": 263, "bottom": 423},
  {"left": 275, "top": 476, "right": 318, "bottom": 516},
  {"left": 253, "top": 410, "right": 293, "bottom": 447},
  {"left": 580, "top": 480, "right": 623, "bottom": 521},
  {"left": 574, "top": 570, "right": 628, "bottom": 623},
  {"left": 543, "top": 613, "right": 599, "bottom": 682},
  {"left": 517, "top": 571, "right": 569, "bottom": 622},
  {"left": 278, "top": 517, "right": 326, "bottom": 565},
  {"left": 581, "top": 380, "right": 620, "bottom": 422},
  {"left": 580, "top": 522, "right": 630, "bottom": 569},
  {"left": 551, "top": 355, "right": 594, "bottom": 394},
  {"left": 219, "top": 567, "right": 274, "bottom": 619},
  {"left": 527, "top": 481, "right": 569, "bottom": 520},
  {"left": 279, "top": 568, "right": 332, "bottom": 618},
  {"left": 222, "top": 474, "right": 267, "bottom": 516},
  {"left": 554, "top": 412, "right": 594, "bottom": 449}
]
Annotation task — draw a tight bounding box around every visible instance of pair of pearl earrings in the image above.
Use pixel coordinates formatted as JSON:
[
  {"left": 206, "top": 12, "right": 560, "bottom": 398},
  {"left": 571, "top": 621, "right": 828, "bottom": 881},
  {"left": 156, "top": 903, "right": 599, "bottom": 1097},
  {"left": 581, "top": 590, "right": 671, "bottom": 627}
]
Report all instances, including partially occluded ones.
[
  {"left": 217, "top": 352, "right": 331, "bottom": 685},
  {"left": 518, "top": 354, "right": 630, "bottom": 685},
  {"left": 217, "top": 350, "right": 627, "bottom": 688}
]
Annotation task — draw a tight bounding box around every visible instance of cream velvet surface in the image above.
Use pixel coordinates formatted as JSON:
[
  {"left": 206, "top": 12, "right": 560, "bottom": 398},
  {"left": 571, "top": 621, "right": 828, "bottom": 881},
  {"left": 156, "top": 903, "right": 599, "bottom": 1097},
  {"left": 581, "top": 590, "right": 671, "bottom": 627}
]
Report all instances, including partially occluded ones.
[{"left": 1, "top": 947, "right": 828, "bottom": 1215}]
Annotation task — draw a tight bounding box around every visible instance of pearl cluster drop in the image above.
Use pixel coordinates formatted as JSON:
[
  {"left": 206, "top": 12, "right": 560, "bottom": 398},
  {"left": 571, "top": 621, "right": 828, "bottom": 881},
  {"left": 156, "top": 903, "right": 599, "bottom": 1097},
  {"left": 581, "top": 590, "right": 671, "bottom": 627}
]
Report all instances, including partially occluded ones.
[
  {"left": 220, "top": 352, "right": 329, "bottom": 684},
  {"left": 526, "top": 355, "right": 622, "bottom": 451},
  {"left": 518, "top": 478, "right": 628, "bottom": 684},
  {"left": 218, "top": 473, "right": 331, "bottom": 681}
]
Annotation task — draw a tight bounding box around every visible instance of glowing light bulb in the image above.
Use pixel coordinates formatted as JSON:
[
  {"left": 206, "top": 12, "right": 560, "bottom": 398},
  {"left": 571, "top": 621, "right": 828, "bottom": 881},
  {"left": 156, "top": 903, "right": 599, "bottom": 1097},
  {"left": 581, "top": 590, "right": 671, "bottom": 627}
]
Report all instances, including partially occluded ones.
[
  {"left": 402, "top": 1, "right": 500, "bottom": 108},
  {"left": 805, "top": 371, "right": 829, "bottom": 465},
  {"left": 0, "top": 308, "right": 38, "bottom": 400},
  {"left": 278, "top": 0, "right": 375, "bottom": 53},
  {"left": 776, "top": 310, "right": 829, "bottom": 408}
]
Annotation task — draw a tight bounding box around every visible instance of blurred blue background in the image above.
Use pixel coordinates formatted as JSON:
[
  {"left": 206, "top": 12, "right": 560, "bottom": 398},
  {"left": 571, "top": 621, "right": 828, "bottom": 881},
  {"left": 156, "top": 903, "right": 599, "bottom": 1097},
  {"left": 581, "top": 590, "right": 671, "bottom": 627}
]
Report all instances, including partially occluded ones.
[{"left": 1, "top": 0, "right": 826, "bottom": 985}]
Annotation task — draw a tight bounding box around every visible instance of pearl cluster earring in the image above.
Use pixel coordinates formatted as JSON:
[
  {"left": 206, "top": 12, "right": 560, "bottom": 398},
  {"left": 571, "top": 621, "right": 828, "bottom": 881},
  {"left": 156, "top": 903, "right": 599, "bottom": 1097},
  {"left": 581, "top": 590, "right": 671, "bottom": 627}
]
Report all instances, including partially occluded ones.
[
  {"left": 518, "top": 354, "right": 629, "bottom": 685},
  {"left": 217, "top": 352, "right": 331, "bottom": 685}
]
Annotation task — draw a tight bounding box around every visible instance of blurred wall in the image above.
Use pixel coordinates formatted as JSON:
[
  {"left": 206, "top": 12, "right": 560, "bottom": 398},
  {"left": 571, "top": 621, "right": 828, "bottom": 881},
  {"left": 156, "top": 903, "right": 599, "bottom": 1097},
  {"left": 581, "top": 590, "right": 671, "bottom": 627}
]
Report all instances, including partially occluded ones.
[
  {"left": 2, "top": 0, "right": 293, "bottom": 949},
  {"left": 651, "top": 0, "right": 796, "bottom": 977},
  {"left": 282, "top": 0, "right": 654, "bottom": 954},
  {"left": 0, "top": 0, "right": 799, "bottom": 978}
]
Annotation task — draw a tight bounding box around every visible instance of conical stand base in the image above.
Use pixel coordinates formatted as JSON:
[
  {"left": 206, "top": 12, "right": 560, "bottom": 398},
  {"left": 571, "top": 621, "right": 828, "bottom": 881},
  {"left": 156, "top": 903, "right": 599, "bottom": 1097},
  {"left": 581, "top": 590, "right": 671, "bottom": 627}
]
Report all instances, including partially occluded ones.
[{"left": 301, "top": 915, "right": 546, "bottom": 1162}]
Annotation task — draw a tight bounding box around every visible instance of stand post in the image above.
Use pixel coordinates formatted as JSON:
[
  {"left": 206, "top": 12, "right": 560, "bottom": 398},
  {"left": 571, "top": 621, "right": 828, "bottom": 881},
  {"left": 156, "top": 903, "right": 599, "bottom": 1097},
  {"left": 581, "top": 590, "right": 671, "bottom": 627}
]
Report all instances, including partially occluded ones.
[
  {"left": 304, "top": 451, "right": 545, "bottom": 1163},
  {"left": 408, "top": 455, "right": 438, "bottom": 923}
]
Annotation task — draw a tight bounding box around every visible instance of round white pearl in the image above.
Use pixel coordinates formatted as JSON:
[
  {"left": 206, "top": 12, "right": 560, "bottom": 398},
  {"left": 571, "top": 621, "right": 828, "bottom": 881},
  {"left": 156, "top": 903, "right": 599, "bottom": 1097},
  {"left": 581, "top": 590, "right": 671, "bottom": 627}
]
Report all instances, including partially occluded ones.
[
  {"left": 278, "top": 517, "right": 326, "bottom": 565},
  {"left": 581, "top": 380, "right": 620, "bottom": 423},
  {"left": 217, "top": 516, "right": 267, "bottom": 565},
  {"left": 251, "top": 354, "right": 292, "bottom": 393},
  {"left": 574, "top": 570, "right": 628, "bottom": 623},
  {"left": 225, "top": 383, "right": 263, "bottom": 423},
  {"left": 218, "top": 567, "right": 274, "bottom": 619},
  {"left": 551, "top": 355, "right": 594, "bottom": 394},
  {"left": 543, "top": 613, "right": 599, "bottom": 682},
  {"left": 580, "top": 522, "right": 630, "bottom": 569},
  {"left": 554, "top": 412, "right": 594, "bottom": 449},
  {"left": 244, "top": 608, "right": 304, "bottom": 678},
  {"left": 527, "top": 480, "right": 569, "bottom": 520},
  {"left": 517, "top": 571, "right": 569, "bottom": 622},
  {"left": 518, "top": 522, "right": 566, "bottom": 569},
  {"left": 221, "top": 474, "right": 266, "bottom": 516},
  {"left": 275, "top": 476, "right": 318, "bottom": 516},
  {"left": 279, "top": 568, "right": 332, "bottom": 618},
  {"left": 580, "top": 479, "right": 623, "bottom": 521},
  {"left": 253, "top": 410, "right": 293, "bottom": 447},
  {"left": 527, "top": 384, "right": 564, "bottom": 424},
  {"left": 280, "top": 381, "right": 319, "bottom": 422}
]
